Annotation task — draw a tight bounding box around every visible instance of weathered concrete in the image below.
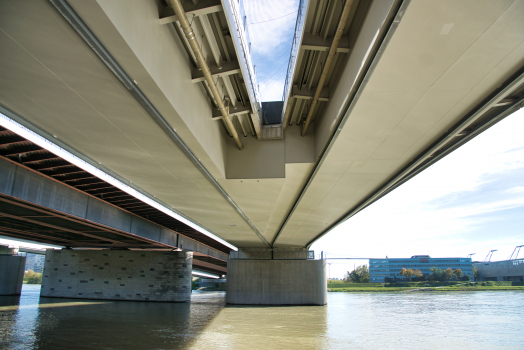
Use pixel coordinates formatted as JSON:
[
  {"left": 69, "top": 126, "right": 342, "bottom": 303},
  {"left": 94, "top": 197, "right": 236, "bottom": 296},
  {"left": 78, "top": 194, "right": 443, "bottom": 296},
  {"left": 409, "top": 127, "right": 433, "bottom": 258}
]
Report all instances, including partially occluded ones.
[
  {"left": 226, "top": 258, "right": 327, "bottom": 305},
  {"left": 41, "top": 249, "right": 192, "bottom": 302},
  {"left": 0, "top": 246, "right": 26, "bottom": 295}
]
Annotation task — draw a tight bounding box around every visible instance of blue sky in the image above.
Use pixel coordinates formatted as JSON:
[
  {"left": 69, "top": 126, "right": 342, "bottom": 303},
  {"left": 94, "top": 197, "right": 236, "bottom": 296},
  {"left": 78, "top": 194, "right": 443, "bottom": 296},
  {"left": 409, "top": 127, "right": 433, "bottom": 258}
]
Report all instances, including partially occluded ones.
[{"left": 243, "top": 0, "right": 300, "bottom": 101}]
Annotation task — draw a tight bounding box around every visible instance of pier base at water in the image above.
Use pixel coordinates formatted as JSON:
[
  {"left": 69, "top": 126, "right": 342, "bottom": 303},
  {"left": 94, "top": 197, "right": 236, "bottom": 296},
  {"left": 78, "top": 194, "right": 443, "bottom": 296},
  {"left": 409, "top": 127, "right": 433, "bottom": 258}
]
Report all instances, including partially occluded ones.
[
  {"left": 226, "top": 249, "right": 327, "bottom": 305},
  {"left": 0, "top": 254, "right": 26, "bottom": 296}
]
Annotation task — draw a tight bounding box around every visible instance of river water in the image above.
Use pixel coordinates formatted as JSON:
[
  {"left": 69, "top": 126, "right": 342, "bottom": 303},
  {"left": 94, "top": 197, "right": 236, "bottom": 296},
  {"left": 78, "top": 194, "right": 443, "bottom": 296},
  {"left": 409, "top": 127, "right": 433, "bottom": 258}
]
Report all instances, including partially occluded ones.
[{"left": 1, "top": 285, "right": 522, "bottom": 349}]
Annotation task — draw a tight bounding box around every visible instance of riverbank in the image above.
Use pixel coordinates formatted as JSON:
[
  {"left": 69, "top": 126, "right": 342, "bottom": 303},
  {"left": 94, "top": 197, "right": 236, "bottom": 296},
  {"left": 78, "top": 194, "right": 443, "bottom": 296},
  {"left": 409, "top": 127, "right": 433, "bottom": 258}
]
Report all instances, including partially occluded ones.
[{"left": 329, "top": 285, "right": 524, "bottom": 292}]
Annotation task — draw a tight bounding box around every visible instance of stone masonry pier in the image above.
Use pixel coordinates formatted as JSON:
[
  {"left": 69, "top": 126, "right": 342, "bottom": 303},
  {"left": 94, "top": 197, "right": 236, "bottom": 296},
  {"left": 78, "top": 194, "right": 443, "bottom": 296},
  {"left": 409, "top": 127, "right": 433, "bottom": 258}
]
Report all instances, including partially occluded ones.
[{"left": 41, "top": 249, "right": 192, "bottom": 302}]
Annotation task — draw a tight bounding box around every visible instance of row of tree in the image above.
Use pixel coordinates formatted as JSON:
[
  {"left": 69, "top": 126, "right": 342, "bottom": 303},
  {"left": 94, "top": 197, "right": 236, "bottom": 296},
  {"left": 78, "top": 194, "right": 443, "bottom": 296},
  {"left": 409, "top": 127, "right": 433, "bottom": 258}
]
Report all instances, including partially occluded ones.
[
  {"left": 400, "top": 267, "right": 468, "bottom": 281},
  {"left": 344, "top": 265, "right": 474, "bottom": 283},
  {"left": 399, "top": 268, "right": 423, "bottom": 281},
  {"left": 428, "top": 267, "right": 466, "bottom": 281}
]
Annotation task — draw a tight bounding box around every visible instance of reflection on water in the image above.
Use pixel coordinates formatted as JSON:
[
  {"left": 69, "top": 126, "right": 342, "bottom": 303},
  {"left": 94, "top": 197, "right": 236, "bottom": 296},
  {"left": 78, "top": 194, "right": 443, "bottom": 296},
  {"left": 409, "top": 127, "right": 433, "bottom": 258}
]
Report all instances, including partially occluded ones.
[
  {"left": 0, "top": 285, "right": 224, "bottom": 349},
  {"left": 192, "top": 304, "right": 327, "bottom": 349},
  {"left": 1, "top": 285, "right": 523, "bottom": 349}
]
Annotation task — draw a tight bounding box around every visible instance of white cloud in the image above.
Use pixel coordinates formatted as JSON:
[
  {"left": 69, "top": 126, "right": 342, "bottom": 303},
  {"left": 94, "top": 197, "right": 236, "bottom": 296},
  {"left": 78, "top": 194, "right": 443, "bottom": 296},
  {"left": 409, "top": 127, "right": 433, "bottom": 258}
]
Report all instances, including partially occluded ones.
[
  {"left": 243, "top": 0, "right": 299, "bottom": 101},
  {"left": 244, "top": 0, "right": 299, "bottom": 55},
  {"left": 507, "top": 186, "right": 524, "bottom": 194},
  {"left": 258, "top": 78, "right": 286, "bottom": 101}
]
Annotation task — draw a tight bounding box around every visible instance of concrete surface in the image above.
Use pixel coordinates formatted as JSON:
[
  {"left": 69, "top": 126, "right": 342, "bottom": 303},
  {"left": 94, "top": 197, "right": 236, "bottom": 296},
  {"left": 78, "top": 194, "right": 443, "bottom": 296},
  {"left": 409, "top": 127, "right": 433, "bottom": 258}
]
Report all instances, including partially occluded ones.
[
  {"left": 226, "top": 258, "right": 327, "bottom": 305},
  {"left": 41, "top": 249, "right": 192, "bottom": 302},
  {"left": 0, "top": 255, "right": 26, "bottom": 295}
]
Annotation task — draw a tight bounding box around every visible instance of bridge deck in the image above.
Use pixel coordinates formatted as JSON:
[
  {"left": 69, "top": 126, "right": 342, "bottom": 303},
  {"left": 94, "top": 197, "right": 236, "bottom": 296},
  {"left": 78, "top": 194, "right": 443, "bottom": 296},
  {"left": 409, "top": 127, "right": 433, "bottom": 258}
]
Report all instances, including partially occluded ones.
[{"left": 0, "top": 0, "right": 523, "bottom": 250}]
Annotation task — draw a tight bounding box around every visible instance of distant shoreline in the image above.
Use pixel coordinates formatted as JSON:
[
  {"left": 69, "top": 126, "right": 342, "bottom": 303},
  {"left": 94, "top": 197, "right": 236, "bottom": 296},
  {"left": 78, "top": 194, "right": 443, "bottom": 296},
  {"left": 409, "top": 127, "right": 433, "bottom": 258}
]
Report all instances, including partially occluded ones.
[{"left": 329, "top": 286, "right": 524, "bottom": 293}]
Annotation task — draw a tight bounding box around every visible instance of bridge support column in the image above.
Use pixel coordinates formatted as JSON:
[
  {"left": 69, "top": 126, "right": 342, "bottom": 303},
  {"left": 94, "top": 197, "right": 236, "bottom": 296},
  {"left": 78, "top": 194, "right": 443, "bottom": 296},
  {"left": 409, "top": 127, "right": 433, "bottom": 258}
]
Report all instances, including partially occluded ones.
[
  {"left": 41, "top": 249, "right": 192, "bottom": 302},
  {"left": 0, "top": 246, "right": 26, "bottom": 296},
  {"left": 226, "top": 249, "right": 327, "bottom": 305}
]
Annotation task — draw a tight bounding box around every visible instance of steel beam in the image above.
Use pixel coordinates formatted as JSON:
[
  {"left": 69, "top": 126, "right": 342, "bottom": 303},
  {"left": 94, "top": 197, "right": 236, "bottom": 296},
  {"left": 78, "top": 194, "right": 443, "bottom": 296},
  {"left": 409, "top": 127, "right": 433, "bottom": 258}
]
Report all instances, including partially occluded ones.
[
  {"left": 0, "top": 196, "right": 163, "bottom": 247},
  {"left": 191, "top": 60, "right": 241, "bottom": 83},
  {"left": 160, "top": 0, "right": 222, "bottom": 24},
  {"left": 0, "top": 211, "right": 124, "bottom": 245},
  {"left": 293, "top": 85, "right": 329, "bottom": 101},
  {"left": 212, "top": 105, "right": 251, "bottom": 120},
  {"left": 301, "top": 33, "right": 350, "bottom": 53},
  {"left": 199, "top": 15, "right": 223, "bottom": 69}
]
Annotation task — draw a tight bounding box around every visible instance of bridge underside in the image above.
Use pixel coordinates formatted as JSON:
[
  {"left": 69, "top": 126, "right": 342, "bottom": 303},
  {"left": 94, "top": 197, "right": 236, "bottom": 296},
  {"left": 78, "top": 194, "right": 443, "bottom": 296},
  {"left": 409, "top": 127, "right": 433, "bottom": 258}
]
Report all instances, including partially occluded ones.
[
  {"left": 0, "top": 126, "right": 230, "bottom": 255},
  {"left": 0, "top": 148, "right": 228, "bottom": 276},
  {"left": 0, "top": 0, "right": 523, "bottom": 254}
]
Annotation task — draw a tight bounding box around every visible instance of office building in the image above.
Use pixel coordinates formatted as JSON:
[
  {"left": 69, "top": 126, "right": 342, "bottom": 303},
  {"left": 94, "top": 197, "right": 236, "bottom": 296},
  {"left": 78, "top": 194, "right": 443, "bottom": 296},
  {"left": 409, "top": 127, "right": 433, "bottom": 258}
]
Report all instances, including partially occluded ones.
[
  {"left": 24, "top": 253, "right": 45, "bottom": 273},
  {"left": 369, "top": 255, "right": 473, "bottom": 283}
]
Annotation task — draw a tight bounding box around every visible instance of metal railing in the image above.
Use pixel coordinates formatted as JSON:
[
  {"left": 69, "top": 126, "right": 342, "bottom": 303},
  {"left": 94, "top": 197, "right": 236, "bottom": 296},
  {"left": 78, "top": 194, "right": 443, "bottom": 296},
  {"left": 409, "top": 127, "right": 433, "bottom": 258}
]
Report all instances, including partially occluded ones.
[
  {"left": 280, "top": 0, "right": 309, "bottom": 123},
  {"left": 222, "top": 0, "right": 262, "bottom": 123}
]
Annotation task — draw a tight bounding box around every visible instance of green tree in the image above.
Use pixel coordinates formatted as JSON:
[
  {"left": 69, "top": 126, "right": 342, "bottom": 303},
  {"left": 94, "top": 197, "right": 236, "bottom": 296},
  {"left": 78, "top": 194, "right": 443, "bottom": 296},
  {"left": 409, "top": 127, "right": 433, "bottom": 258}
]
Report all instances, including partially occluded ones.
[
  {"left": 345, "top": 265, "right": 370, "bottom": 283},
  {"left": 399, "top": 268, "right": 414, "bottom": 281},
  {"left": 443, "top": 268, "right": 454, "bottom": 281},
  {"left": 472, "top": 265, "right": 480, "bottom": 281},
  {"left": 24, "top": 270, "right": 42, "bottom": 284},
  {"left": 462, "top": 274, "right": 471, "bottom": 281},
  {"left": 452, "top": 268, "right": 463, "bottom": 280},
  {"left": 429, "top": 267, "right": 444, "bottom": 281}
]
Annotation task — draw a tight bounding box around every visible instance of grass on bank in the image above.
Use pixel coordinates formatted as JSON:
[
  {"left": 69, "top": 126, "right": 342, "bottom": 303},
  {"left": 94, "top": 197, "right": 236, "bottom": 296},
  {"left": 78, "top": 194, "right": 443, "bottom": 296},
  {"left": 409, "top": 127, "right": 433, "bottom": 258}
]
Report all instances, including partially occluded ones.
[{"left": 328, "top": 281, "right": 524, "bottom": 292}]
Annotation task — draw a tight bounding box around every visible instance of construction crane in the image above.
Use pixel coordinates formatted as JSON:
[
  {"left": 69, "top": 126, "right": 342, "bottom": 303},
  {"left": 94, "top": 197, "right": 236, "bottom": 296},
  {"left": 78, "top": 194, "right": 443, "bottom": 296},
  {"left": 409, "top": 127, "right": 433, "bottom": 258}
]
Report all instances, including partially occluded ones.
[
  {"left": 467, "top": 253, "right": 475, "bottom": 259},
  {"left": 508, "top": 245, "right": 523, "bottom": 260},
  {"left": 484, "top": 250, "right": 497, "bottom": 262}
]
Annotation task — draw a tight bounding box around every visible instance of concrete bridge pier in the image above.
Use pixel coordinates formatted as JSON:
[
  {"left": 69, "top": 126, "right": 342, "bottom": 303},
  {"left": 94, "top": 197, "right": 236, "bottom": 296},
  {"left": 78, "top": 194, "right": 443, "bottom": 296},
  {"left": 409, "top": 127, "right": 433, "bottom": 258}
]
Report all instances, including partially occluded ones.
[
  {"left": 226, "top": 249, "right": 327, "bottom": 306},
  {"left": 41, "top": 249, "right": 193, "bottom": 302},
  {"left": 0, "top": 245, "right": 26, "bottom": 296}
]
